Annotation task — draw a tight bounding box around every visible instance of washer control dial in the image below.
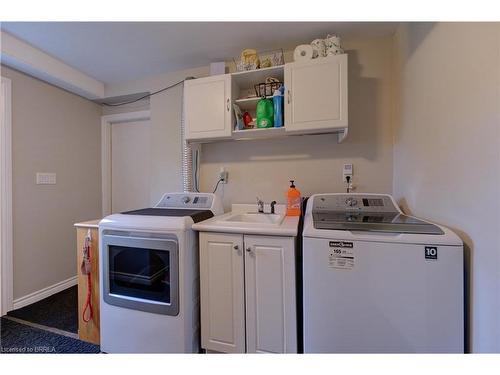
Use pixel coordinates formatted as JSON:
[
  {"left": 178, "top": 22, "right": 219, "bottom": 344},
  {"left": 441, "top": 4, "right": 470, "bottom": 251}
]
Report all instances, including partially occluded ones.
[{"left": 182, "top": 196, "right": 191, "bottom": 204}]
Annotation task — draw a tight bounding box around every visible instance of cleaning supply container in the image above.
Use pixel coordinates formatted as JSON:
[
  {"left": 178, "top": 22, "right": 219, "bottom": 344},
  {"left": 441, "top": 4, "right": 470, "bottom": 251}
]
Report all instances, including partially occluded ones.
[
  {"left": 256, "top": 97, "right": 274, "bottom": 128},
  {"left": 286, "top": 180, "right": 301, "bottom": 216},
  {"left": 273, "top": 89, "right": 283, "bottom": 127}
]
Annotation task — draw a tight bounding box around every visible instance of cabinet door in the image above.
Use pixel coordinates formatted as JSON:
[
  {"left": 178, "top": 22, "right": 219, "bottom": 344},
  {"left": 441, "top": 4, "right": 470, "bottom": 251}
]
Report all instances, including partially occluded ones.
[
  {"left": 184, "top": 74, "right": 232, "bottom": 141},
  {"left": 284, "top": 54, "right": 347, "bottom": 133},
  {"left": 244, "top": 235, "right": 297, "bottom": 353},
  {"left": 199, "top": 232, "right": 245, "bottom": 353}
]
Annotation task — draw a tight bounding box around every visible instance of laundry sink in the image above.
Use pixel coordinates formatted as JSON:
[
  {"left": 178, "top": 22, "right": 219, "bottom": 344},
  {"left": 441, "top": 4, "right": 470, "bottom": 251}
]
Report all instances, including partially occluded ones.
[
  {"left": 221, "top": 212, "right": 284, "bottom": 225},
  {"left": 192, "top": 203, "right": 299, "bottom": 236}
]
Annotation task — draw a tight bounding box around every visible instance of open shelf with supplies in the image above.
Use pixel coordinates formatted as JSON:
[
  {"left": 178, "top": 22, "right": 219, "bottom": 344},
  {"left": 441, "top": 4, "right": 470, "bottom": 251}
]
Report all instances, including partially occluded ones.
[{"left": 231, "top": 65, "right": 285, "bottom": 136}]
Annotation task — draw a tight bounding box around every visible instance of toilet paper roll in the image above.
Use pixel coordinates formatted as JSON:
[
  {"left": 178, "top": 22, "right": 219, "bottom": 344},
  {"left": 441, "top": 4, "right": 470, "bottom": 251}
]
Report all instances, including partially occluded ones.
[{"left": 294, "top": 44, "right": 314, "bottom": 62}]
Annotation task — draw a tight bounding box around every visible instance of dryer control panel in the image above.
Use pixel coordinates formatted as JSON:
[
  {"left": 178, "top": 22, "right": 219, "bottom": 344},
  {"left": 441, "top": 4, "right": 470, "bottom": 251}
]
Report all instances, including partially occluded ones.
[{"left": 156, "top": 193, "right": 214, "bottom": 209}]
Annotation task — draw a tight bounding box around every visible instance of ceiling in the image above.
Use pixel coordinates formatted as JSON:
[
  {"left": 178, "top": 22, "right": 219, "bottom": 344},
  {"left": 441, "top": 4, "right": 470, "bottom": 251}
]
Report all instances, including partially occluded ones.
[{"left": 1, "top": 22, "right": 398, "bottom": 85}]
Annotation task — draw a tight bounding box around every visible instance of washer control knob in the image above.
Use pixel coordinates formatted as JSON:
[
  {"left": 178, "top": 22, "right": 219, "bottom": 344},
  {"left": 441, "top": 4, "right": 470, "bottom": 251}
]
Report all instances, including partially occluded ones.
[
  {"left": 345, "top": 197, "right": 358, "bottom": 207},
  {"left": 182, "top": 196, "right": 191, "bottom": 204}
]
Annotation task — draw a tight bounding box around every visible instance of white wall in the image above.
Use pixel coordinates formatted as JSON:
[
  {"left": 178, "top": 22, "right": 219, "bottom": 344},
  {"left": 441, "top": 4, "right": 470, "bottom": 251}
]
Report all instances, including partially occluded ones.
[
  {"left": 105, "top": 36, "right": 395, "bottom": 209},
  {"left": 393, "top": 23, "right": 500, "bottom": 353},
  {"left": 1, "top": 65, "right": 102, "bottom": 300},
  {"left": 202, "top": 37, "right": 394, "bottom": 209}
]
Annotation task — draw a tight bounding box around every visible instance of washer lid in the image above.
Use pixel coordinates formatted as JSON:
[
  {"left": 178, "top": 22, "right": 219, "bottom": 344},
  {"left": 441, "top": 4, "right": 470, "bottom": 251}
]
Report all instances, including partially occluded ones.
[{"left": 313, "top": 211, "right": 444, "bottom": 235}]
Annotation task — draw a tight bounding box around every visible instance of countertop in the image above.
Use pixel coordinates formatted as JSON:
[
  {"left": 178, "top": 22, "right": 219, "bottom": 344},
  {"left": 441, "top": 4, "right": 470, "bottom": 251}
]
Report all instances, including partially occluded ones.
[
  {"left": 192, "top": 204, "right": 300, "bottom": 237},
  {"left": 74, "top": 219, "right": 101, "bottom": 229}
]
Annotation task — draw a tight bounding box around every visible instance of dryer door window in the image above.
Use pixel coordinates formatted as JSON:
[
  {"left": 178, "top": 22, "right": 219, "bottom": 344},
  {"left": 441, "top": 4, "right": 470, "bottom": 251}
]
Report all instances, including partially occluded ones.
[
  {"left": 109, "top": 245, "right": 171, "bottom": 303},
  {"left": 102, "top": 232, "right": 179, "bottom": 316}
]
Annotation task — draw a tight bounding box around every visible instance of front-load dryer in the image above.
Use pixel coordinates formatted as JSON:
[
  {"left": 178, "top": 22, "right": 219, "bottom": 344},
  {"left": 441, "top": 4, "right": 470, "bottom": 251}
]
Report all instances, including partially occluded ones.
[{"left": 99, "top": 192, "right": 223, "bottom": 353}]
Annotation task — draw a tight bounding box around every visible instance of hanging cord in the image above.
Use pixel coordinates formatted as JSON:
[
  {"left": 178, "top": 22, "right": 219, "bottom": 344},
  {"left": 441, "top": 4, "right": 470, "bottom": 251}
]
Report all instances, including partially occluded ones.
[
  {"left": 101, "top": 77, "right": 198, "bottom": 191},
  {"left": 212, "top": 178, "right": 224, "bottom": 193},
  {"left": 191, "top": 148, "right": 220, "bottom": 193},
  {"left": 193, "top": 148, "right": 200, "bottom": 192},
  {"left": 80, "top": 230, "right": 93, "bottom": 323},
  {"left": 101, "top": 77, "right": 195, "bottom": 107}
]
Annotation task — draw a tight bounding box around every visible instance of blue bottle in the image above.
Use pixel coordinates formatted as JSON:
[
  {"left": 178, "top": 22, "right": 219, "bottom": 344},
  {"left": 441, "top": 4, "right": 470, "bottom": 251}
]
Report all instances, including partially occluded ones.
[{"left": 273, "top": 88, "right": 284, "bottom": 127}]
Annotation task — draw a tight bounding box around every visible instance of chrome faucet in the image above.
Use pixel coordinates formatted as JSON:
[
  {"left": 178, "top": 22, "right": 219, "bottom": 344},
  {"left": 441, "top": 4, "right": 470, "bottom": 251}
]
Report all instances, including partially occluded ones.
[
  {"left": 256, "top": 197, "right": 264, "bottom": 213},
  {"left": 256, "top": 198, "right": 277, "bottom": 214}
]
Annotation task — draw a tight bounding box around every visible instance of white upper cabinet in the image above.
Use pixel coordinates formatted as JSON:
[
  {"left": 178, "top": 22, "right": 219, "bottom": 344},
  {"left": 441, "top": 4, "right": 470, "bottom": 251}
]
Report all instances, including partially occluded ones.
[
  {"left": 184, "top": 74, "right": 233, "bottom": 141},
  {"left": 284, "top": 54, "right": 348, "bottom": 134},
  {"left": 184, "top": 53, "right": 348, "bottom": 143}
]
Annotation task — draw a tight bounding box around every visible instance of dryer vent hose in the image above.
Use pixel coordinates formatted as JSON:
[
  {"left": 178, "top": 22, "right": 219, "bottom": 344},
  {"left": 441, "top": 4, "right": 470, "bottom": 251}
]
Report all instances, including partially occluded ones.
[{"left": 181, "top": 78, "right": 196, "bottom": 192}]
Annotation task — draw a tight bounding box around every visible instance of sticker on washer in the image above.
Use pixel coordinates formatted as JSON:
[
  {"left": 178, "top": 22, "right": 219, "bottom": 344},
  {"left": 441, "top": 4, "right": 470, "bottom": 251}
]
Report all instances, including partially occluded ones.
[
  {"left": 425, "top": 246, "right": 438, "bottom": 260},
  {"left": 329, "top": 241, "right": 353, "bottom": 248},
  {"left": 328, "top": 242, "right": 355, "bottom": 270}
]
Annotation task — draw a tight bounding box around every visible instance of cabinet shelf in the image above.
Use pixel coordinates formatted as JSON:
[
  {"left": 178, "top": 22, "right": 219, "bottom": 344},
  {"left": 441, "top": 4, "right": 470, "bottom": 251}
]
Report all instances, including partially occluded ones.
[
  {"left": 231, "top": 65, "right": 285, "bottom": 88},
  {"left": 234, "top": 96, "right": 271, "bottom": 104},
  {"left": 232, "top": 127, "right": 286, "bottom": 140},
  {"left": 234, "top": 95, "right": 281, "bottom": 111}
]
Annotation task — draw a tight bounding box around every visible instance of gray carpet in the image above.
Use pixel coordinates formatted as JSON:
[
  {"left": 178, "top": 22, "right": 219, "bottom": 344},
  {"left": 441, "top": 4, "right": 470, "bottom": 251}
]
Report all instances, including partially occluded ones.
[
  {"left": 7, "top": 286, "right": 78, "bottom": 333},
  {"left": 1, "top": 286, "right": 100, "bottom": 354},
  {"left": 0, "top": 316, "right": 99, "bottom": 354}
]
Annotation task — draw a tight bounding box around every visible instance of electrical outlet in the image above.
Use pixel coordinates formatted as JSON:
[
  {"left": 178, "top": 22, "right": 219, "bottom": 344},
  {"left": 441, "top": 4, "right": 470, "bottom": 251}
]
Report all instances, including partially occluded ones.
[
  {"left": 342, "top": 164, "right": 353, "bottom": 183},
  {"left": 219, "top": 167, "right": 228, "bottom": 184}
]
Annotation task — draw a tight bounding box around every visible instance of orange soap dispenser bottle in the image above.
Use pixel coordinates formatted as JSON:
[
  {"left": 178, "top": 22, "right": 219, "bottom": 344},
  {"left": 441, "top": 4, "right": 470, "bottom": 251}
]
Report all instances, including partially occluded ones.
[{"left": 286, "top": 180, "right": 301, "bottom": 216}]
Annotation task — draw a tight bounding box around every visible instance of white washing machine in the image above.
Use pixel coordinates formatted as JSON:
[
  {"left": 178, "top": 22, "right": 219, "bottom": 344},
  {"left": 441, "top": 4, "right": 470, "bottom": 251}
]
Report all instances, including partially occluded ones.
[
  {"left": 99, "top": 192, "right": 223, "bottom": 353},
  {"left": 302, "top": 193, "right": 464, "bottom": 353}
]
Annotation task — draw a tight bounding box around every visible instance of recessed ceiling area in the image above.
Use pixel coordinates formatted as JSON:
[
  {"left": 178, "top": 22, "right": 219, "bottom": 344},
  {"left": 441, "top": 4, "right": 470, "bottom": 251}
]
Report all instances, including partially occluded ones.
[{"left": 0, "top": 22, "right": 398, "bottom": 84}]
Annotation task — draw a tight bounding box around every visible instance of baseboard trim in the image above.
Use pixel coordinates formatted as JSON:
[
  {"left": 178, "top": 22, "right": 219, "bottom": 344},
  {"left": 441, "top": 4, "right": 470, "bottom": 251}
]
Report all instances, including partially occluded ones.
[
  {"left": 12, "top": 276, "right": 77, "bottom": 311},
  {"left": 3, "top": 315, "right": 79, "bottom": 339}
]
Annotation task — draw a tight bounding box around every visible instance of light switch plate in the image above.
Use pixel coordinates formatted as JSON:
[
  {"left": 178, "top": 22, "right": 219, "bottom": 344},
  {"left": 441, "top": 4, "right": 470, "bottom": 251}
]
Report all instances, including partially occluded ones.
[{"left": 36, "top": 173, "right": 56, "bottom": 185}]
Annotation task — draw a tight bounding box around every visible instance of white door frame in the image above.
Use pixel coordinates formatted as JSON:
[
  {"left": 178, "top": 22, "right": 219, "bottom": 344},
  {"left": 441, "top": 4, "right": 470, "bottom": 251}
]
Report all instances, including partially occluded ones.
[
  {"left": 101, "top": 110, "right": 151, "bottom": 217},
  {"left": 1, "top": 76, "right": 13, "bottom": 315}
]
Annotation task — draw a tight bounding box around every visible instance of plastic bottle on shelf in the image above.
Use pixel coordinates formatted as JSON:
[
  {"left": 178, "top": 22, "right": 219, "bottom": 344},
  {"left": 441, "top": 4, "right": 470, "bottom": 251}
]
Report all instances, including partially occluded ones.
[
  {"left": 273, "top": 89, "right": 283, "bottom": 127},
  {"left": 286, "top": 180, "right": 301, "bottom": 216},
  {"left": 256, "top": 97, "right": 274, "bottom": 128}
]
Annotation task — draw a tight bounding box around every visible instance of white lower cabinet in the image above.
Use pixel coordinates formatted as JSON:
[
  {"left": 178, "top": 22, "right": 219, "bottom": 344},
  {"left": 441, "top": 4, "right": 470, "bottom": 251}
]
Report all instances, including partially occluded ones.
[
  {"left": 199, "top": 232, "right": 297, "bottom": 353},
  {"left": 244, "top": 235, "right": 297, "bottom": 353},
  {"left": 199, "top": 233, "right": 245, "bottom": 353}
]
